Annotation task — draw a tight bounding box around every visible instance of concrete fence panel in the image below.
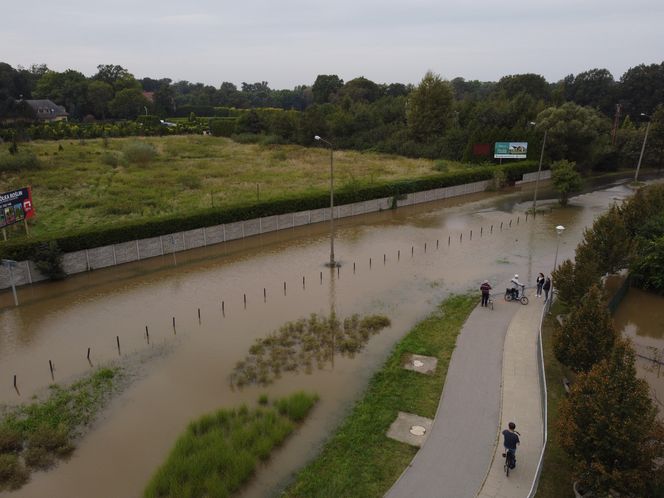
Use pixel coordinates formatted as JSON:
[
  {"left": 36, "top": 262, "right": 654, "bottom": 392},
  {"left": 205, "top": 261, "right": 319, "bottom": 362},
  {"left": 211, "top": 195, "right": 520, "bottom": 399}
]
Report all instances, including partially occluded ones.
[
  {"left": 261, "top": 215, "right": 278, "bottom": 233},
  {"left": 114, "top": 241, "right": 139, "bottom": 265},
  {"left": 205, "top": 224, "right": 225, "bottom": 245},
  {"left": 138, "top": 237, "right": 164, "bottom": 259},
  {"left": 278, "top": 214, "right": 294, "bottom": 229},
  {"left": 224, "top": 222, "right": 244, "bottom": 241},
  {"left": 87, "top": 246, "right": 115, "bottom": 269},
  {"left": 310, "top": 208, "right": 329, "bottom": 224},
  {"left": 63, "top": 250, "right": 89, "bottom": 274},
  {"left": 243, "top": 219, "right": 261, "bottom": 238}
]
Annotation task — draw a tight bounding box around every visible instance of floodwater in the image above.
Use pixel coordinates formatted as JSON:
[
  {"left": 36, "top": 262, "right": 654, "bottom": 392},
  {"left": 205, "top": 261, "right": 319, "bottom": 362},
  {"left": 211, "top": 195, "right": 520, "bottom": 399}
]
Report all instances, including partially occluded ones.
[
  {"left": 614, "top": 288, "right": 664, "bottom": 418},
  {"left": 0, "top": 180, "right": 634, "bottom": 498}
]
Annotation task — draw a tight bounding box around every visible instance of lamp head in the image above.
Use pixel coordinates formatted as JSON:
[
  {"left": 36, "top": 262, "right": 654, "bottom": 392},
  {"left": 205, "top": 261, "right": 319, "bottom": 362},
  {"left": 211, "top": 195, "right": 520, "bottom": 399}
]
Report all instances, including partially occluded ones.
[
  {"left": 556, "top": 225, "right": 565, "bottom": 235},
  {"left": 314, "top": 135, "right": 321, "bottom": 141}
]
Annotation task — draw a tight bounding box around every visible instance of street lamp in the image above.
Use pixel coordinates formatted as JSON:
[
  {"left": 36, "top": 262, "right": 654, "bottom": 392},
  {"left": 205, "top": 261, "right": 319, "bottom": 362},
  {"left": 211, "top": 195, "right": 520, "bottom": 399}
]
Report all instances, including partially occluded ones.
[
  {"left": 634, "top": 113, "right": 651, "bottom": 183},
  {"left": 529, "top": 121, "right": 547, "bottom": 215},
  {"left": 2, "top": 259, "right": 19, "bottom": 306},
  {"left": 552, "top": 225, "right": 565, "bottom": 274},
  {"left": 314, "top": 135, "right": 337, "bottom": 267}
]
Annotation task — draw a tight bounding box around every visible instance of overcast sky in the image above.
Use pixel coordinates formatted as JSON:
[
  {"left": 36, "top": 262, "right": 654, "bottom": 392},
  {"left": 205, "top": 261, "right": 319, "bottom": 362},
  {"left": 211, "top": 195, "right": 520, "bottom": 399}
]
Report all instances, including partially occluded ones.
[{"left": 1, "top": 0, "right": 663, "bottom": 89}]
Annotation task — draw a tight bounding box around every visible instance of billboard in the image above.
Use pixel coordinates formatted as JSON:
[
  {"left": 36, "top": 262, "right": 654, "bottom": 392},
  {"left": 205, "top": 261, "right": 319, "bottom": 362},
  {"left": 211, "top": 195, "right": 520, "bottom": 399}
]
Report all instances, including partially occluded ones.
[
  {"left": 0, "top": 187, "right": 35, "bottom": 229},
  {"left": 494, "top": 142, "right": 528, "bottom": 159}
]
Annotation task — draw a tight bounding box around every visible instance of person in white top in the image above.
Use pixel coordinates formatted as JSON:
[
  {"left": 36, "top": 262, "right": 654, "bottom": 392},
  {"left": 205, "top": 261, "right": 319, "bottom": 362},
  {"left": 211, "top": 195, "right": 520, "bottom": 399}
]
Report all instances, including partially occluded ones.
[{"left": 510, "top": 274, "right": 524, "bottom": 298}]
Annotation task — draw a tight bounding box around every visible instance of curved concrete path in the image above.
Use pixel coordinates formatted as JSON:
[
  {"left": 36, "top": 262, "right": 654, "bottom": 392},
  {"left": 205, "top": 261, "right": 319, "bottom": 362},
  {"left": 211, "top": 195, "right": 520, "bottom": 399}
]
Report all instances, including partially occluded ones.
[{"left": 385, "top": 297, "right": 545, "bottom": 498}]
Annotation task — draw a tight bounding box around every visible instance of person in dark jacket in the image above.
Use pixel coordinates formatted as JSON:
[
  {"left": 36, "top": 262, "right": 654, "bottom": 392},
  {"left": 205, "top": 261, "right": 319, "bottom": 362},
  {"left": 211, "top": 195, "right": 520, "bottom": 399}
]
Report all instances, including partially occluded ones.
[
  {"left": 480, "top": 280, "right": 492, "bottom": 307},
  {"left": 543, "top": 276, "right": 552, "bottom": 302},
  {"left": 536, "top": 272, "right": 545, "bottom": 297}
]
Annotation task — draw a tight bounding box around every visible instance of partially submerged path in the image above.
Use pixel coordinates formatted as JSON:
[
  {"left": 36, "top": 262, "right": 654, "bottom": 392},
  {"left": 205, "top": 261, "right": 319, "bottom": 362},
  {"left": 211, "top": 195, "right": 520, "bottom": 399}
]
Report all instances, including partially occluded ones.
[{"left": 385, "top": 296, "right": 545, "bottom": 498}]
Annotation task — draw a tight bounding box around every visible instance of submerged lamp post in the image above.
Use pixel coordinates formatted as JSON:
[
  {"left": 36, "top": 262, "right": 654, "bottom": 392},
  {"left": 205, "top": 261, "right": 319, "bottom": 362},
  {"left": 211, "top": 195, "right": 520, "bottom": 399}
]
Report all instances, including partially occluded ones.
[
  {"left": 2, "top": 259, "right": 18, "bottom": 306},
  {"left": 553, "top": 225, "right": 565, "bottom": 273},
  {"left": 314, "top": 135, "right": 336, "bottom": 267},
  {"left": 634, "top": 113, "right": 651, "bottom": 183},
  {"left": 529, "top": 121, "right": 548, "bottom": 215}
]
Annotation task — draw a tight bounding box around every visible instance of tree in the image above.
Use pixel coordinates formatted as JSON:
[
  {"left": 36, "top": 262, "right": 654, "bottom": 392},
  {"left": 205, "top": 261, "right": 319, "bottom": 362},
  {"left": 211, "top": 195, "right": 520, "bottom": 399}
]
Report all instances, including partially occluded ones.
[
  {"left": 495, "top": 73, "right": 551, "bottom": 101},
  {"left": 153, "top": 83, "right": 176, "bottom": 117},
  {"left": 86, "top": 80, "right": 113, "bottom": 119},
  {"left": 619, "top": 62, "right": 664, "bottom": 117},
  {"left": 551, "top": 159, "right": 582, "bottom": 206},
  {"left": 553, "top": 285, "right": 617, "bottom": 372},
  {"left": 406, "top": 71, "right": 454, "bottom": 142},
  {"left": 580, "top": 205, "right": 632, "bottom": 274},
  {"left": 557, "top": 339, "right": 664, "bottom": 496},
  {"left": 644, "top": 104, "right": 664, "bottom": 170},
  {"left": 33, "top": 69, "right": 88, "bottom": 118},
  {"left": 93, "top": 64, "right": 139, "bottom": 92},
  {"left": 563, "top": 68, "right": 616, "bottom": 115},
  {"left": 311, "top": 75, "right": 343, "bottom": 104},
  {"left": 337, "top": 77, "right": 380, "bottom": 103},
  {"left": 108, "top": 88, "right": 150, "bottom": 119},
  {"left": 536, "top": 102, "right": 610, "bottom": 169},
  {"left": 631, "top": 235, "right": 664, "bottom": 294}
]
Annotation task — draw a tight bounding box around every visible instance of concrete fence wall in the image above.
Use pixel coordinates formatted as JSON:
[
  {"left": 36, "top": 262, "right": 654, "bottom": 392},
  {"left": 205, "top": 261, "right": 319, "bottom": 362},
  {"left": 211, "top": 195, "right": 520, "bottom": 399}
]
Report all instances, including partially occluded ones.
[{"left": 1, "top": 174, "right": 545, "bottom": 289}]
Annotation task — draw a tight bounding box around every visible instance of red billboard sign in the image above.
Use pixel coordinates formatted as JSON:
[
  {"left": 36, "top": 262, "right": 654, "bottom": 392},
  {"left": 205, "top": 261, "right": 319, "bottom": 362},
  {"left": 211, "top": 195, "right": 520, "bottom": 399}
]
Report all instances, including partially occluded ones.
[{"left": 0, "top": 187, "right": 35, "bottom": 229}]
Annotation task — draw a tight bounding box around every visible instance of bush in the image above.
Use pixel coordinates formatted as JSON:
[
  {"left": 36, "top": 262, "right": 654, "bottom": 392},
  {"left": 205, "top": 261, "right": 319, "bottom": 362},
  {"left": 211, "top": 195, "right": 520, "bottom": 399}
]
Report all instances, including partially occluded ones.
[
  {"left": 122, "top": 141, "right": 157, "bottom": 164},
  {"left": 209, "top": 117, "right": 237, "bottom": 137},
  {"left": 0, "top": 425, "right": 22, "bottom": 453},
  {"left": 32, "top": 241, "right": 66, "bottom": 280},
  {"left": 0, "top": 454, "right": 29, "bottom": 491},
  {"left": 274, "top": 392, "right": 319, "bottom": 422},
  {"left": 0, "top": 152, "right": 40, "bottom": 172},
  {"left": 101, "top": 152, "right": 119, "bottom": 167}
]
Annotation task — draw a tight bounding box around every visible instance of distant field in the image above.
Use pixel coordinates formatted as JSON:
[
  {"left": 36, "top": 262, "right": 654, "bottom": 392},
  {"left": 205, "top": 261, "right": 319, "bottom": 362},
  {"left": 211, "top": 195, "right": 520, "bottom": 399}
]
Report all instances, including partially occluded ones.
[{"left": 0, "top": 136, "right": 459, "bottom": 237}]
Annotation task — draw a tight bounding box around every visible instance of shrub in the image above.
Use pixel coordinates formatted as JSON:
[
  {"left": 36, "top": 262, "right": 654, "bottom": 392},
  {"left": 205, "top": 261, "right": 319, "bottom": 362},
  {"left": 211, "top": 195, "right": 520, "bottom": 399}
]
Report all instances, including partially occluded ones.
[
  {"left": 551, "top": 159, "right": 583, "bottom": 206},
  {"left": 101, "top": 152, "right": 119, "bottom": 167},
  {"left": 0, "top": 454, "right": 29, "bottom": 491},
  {"left": 0, "top": 152, "right": 40, "bottom": 172},
  {"left": 209, "top": 117, "right": 237, "bottom": 137},
  {"left": 122, "top": 141, "right": 157, "bottom": 164},
  {"left": 0, "top": 425, "right": 22, "bottom": 453},
  {"left": 32, "top": 241, "right": 66, "bottom": 280},
  {"left": 27, "top": 424, "right": 73, "bottom": 457},
  {"left": 274, "top": 392, "right": 319, "bottom": 422}
]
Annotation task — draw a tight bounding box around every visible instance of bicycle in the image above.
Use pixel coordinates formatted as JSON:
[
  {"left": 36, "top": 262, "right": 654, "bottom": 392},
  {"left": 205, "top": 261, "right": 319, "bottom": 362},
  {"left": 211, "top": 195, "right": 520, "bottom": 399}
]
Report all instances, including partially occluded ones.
[
  {"left": 487, "top": 293, "right": 494, "bottom": 310},
  {"left": 503, "top": 448, "right": 516, "bottom": 476},
  {"left": 504, "top": 286, "right": 529, "bottom": 305}
]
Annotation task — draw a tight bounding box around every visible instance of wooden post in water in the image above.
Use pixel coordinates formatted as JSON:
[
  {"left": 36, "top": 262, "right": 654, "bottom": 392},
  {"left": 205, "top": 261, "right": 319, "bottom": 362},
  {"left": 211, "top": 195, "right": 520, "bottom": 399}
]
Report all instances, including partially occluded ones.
[
  {"left": 517, "top": 216, "right": 520, "bottom": 225},
  {"left": 448, "top": 235, "right": 451, "bottom": 246},
  {"left": 49, "top": 360, "right": 54, "bottom": 379},
  {"left": 491, "top": 224, "right": 493, "bottom": 234},
  {"left": 509, "top": 219, "right": 512, "bottom": 227},
  {"left": 302, "top": 276, "right": 305, "bottom": 289},
  {"left": 398, "top": 249, "right": 400, "bottom": 260},
  {"left": 460, "top": 233, "right": 463, "bottom": 243},
  {"left": 411, "top": 246, "right": 414, "bottom": 256},
  {"left": 320, "top": 271, "right": 323, "bottom": 284},
  {"left": 87, "top": 347, "right": 91, "bottom": 360},
  {"left": 369, "top": 257, "right": 372, "bottom": 268},
  {"left": 264, "top": 288, "right": 267, "bottom": 302},
  {"left": 145, "top": 326, "right": 150, "bottom": 344},
  {"left": 198, "top": 308, "right": 201, "bottom": 321},
  {"left": 424, "top": 242, "right": 427, "bottom": 253},
  {"left": 500, "top": 222, "right": 503, "bottom": 231},
  {"left": 384, "top": 254, "right": 386, "bottom": 264},
  {"left": 470, "top": 230, "right": 473, "bottom": 240},
  {"left": 337, "top": 266, "right": 340, "bottom": 278},
  {"left": 116, "top": 336, "right": 121, "bottom": 355},
  {"left": 436, "top": 239, "right": 439, "bottom": 249},
  {"left": 243, "top": 295, "right": 246, "bottom": 308},
  {"left": 13, "top": 374, "right": 17, "bottom": 388},
  {"left": 283, "top": 282, "right": 287, "bottom": 295},
  {"left": 353, "top": 262, "right": 356, "bottom": 273},
  {"left": 481, "top": 227, "right": 483, "bottom": 237}
]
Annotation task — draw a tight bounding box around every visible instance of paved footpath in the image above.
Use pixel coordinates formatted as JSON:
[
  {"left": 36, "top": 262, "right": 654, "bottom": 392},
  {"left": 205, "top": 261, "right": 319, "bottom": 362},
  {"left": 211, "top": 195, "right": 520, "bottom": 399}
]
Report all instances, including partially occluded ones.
[{"left": 385, "top": 296, "right": 545, "bottom": 498}]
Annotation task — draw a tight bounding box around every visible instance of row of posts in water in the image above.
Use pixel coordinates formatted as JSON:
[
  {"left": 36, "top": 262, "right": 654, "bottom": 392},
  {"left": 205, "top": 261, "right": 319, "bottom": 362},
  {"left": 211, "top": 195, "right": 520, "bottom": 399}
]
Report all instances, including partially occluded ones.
[{"left": 10, "top": 214, "right": 527, "bottom": 394}]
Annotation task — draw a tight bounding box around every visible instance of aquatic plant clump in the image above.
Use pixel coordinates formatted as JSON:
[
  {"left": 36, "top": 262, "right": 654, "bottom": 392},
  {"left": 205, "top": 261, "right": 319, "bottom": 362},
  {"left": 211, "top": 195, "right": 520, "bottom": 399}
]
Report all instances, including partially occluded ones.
[
  {"left": 230, "top": 313, "right": 391, "bottom": 387},
  {"left": 0, "top": 367, "right": 121, "bottom": 491},
  {"left": 144, "top": 391, "right": 319, "bottom": 498}
]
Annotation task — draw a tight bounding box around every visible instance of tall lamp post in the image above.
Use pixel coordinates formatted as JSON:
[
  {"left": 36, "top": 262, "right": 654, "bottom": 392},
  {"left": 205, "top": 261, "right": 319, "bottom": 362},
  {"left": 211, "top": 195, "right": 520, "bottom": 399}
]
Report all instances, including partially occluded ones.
[
  {"left": 529, "top": 121, "right": 547, "bottom": 215},
  {"left": 314, "top": 135, "right": 336, "bottom": 267},
  {"left": 634, "top": 113, "right": 651, "bottom": 183},
  {"left": 552, "top": 225, "right": 565, "bottom": 273}
]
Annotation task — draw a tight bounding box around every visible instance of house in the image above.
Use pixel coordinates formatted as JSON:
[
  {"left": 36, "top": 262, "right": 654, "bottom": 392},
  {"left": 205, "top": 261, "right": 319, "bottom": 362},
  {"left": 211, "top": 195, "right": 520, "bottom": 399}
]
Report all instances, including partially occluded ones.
[{"left": 24, "top": 99, "right": 69, "bottom": 122}]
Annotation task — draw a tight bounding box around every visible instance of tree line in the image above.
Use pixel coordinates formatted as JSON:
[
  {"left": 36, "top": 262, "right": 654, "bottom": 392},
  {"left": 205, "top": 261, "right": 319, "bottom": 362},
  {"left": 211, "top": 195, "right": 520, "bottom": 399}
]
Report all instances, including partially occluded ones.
[{"left": 1, "top": 61, "right": 663, "bottom": 170}]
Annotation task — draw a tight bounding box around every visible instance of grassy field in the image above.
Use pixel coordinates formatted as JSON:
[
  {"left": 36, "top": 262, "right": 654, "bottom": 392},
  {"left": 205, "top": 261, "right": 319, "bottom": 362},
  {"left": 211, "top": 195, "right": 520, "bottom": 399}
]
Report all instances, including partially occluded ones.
[
  {"left": 0, "top": 136, "right": 457, "bottom": 237},
  {"left": 144, "top": 392, "right": 318, "bottom": 498},
  {"left": 282, "top": 294, "right": 476, "bottom": 498},
  {"left": 535, "top": 301, "right": 575, "bottom": 498}
]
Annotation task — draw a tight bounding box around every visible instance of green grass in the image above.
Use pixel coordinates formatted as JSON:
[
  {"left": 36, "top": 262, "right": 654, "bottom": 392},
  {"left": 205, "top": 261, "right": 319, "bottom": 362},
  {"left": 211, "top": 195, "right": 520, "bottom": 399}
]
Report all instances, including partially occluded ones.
[
  {"left": 143, "top": 392, "right": 319, "bottom": 498},
  {"left": 282, "top": 293, "right": 477, "bottom": 498},
  {"left": 536, "top": 301, "right": 575, "bottom": 498},
  {"left": 0, "top": 136, "right": 458, "bottom": 238},
  {"left": 0, "top": 367, "right": 121, "bottom": 491}
]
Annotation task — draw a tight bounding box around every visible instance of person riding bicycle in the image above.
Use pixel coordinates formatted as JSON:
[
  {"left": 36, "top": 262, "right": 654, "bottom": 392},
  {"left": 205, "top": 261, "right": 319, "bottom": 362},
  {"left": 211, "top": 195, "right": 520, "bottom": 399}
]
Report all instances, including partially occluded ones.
[
  {"left": 510, "top": 274, "right": 525, "bottom": 299},
  {"left": 502, "top": 422, "right": 520, "bottom": 469}
]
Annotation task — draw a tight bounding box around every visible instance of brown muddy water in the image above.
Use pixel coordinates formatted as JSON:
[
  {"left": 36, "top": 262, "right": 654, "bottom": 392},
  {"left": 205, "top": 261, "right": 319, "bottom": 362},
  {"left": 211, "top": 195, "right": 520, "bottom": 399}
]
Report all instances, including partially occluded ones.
[
  {"left": 0, "top": 180, "right": 634, "bottom": 498},
  {"left": 614, "top": 288, "right": 664, "bottom": 418}
]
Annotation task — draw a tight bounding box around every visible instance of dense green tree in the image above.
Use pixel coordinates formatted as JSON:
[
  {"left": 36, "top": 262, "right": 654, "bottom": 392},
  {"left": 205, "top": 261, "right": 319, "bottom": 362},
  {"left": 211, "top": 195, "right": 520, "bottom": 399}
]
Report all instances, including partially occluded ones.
[
  {"left": 563, "top": 68, "right": 616, "bottom": 115},
  {"left": 312, "top": 75, "right": 343, "bottom": 104},
  {"left": 536, "top": 103, "right": 610, "bottom": 169},
  {"left": 86, "top": 80, "right": 113, "bottom": 119},
  {"left": 108, "top": 88, "right": 150, "bottom": 119},
  {"left": 93, "top": 64, "right": 139, "bottom": 92},
  {"left": 619, "top": 62, "right": 664, "bottom": 117},
  {"left": 553, "top": 285, "right": 616, "bottom": 372},
  {"left": 153, "top": 83, "right": 176, "bottom": 117},
  {"left": 336, "top": 77, "right": 380, "bottom": 103},
  {"left": 241, "top": 81, "right": 272, "bottom": 107},
  {"left": 551, "top": 159, "right": 583, "bottom": 206},
  {"left": 406, "top": 71, "right": 454, "bottom": 142},
  {"left": 495, "top": 73, "right": 551, "bottom": 101},
  {"left": 557, "top": 339, "right": 664, "bottom": 496},
  {"left": 580, "top": 205, "right": 632, "bottom": 274},
  {"left": 33, "top": 69, "right": 88, "bottom": 118},
  {"left": 643, "top": 104, "right": 664, "bottom": 169},
  {"left": 631, "top": 235, "right": 664, "bottom": 293}
]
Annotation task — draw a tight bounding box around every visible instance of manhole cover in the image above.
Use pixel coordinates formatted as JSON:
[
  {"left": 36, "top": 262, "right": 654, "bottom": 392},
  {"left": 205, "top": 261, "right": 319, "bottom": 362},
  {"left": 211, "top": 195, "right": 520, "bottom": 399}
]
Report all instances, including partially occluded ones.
[
  {"left": 409, "top": 425, "right": 426, "bottom": 436},
  {"left": 413, "top": 360, "right": 425, "bottom": 368}
]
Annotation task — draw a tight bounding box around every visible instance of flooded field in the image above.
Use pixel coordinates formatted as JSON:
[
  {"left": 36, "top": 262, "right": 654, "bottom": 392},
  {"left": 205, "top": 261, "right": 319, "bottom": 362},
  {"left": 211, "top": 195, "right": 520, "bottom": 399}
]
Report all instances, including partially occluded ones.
[
  {"left": 0, "top": 181, "right": 634, "bottom": 497},
  {"left": 614, "top": 287, "right": 664, "bottom": 418}
]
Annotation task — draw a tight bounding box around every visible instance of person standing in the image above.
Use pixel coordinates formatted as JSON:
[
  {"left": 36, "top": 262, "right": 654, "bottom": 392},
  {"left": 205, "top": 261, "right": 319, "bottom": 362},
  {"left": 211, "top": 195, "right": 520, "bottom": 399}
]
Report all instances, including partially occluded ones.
[
  {"left": 480, "top": 280, "right": 492, "bottom": 307},
  {"left": 543, "top": 276, "right": 552, "bottom": 302},
  {"left": 536, "top": 272, "right": 545, "bottom": 297}
]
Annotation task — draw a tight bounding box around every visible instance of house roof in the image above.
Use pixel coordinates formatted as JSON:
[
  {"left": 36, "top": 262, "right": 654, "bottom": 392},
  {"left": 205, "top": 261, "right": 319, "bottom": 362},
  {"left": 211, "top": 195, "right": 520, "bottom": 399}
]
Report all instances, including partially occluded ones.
[{"left": 24, "top": 99, "right": 68, "bottom": 117}]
